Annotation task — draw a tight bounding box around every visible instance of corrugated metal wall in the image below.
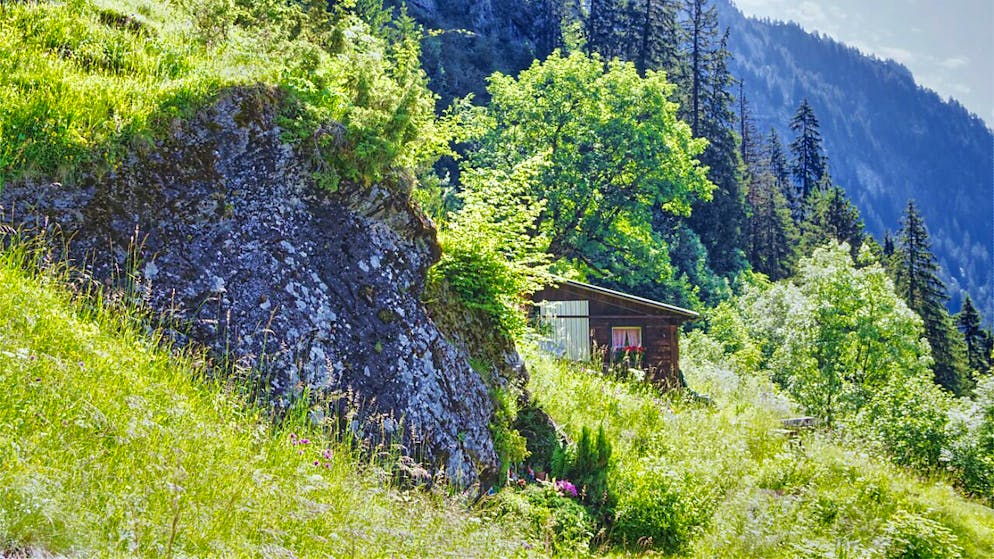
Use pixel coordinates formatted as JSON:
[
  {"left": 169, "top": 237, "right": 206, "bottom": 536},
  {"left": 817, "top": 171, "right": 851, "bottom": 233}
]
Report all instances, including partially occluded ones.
[{"left": 538, "top": 300, "right": 590, "bottom": 361}]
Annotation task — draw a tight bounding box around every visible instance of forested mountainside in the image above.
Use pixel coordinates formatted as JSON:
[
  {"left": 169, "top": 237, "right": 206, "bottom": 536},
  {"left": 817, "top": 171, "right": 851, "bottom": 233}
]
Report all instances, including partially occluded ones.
[
  {"left": 399, "top": 0, "right": 993, "bottom": 319},
  {"left": 713, "top": 0, "right": 994, "bottom": 318}
]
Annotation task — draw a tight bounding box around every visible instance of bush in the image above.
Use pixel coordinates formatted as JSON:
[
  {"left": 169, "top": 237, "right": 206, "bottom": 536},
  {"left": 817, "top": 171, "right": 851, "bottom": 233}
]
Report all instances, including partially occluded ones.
[
  {"left": 611, "top": 456, "right": 712, "bottom": 553},
  {"left": 945, "top": 376, "right": 994, "bottom": 504},
  {"left": 550, "top": 425, "right": 613, "bottom": 511},
  {"left": 428, "top": 160, "right": 551, "bottom": 341},
  {"left": 857, "top": 374, "right": 952, "bottom": 469},
  {"left": 880, "top": 510, "right": 963, "bottom": 559},
  {"left": 487, "top": 484, "right": 594, "bottom": 556}
]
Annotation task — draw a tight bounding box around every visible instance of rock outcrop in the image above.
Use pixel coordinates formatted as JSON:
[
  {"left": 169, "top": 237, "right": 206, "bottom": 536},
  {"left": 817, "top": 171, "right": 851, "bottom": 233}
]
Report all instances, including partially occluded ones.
[{"left": 0, "top": 87, "right": 498, "bottom": 485}]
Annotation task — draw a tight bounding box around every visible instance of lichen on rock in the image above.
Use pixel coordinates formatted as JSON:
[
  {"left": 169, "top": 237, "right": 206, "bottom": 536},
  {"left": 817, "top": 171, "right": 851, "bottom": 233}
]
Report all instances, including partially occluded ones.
[{"left": 0, "top": 86, "right": 498, "bottom": 485}]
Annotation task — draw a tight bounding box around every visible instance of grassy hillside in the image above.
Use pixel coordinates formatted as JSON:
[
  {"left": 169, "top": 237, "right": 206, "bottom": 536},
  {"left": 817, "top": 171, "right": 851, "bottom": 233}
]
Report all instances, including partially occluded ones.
[
  {"left": 524, "top": 342, "right": 994, "bottom": 557},
  {"left": 0, "top": 244, "right": 544, "bottom": 557},
  {"left": 0, "top": 0, "right": 442, "bottom": 188}
]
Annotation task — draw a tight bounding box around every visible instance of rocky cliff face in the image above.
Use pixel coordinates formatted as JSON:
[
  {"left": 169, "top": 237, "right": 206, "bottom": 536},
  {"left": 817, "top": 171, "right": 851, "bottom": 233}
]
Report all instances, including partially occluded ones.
[
  {"left": 393, "top": 0, "right": 564, "bottom": 107},
  {"left": 0, "top": 87, "right": 498, "bottom": 485}
]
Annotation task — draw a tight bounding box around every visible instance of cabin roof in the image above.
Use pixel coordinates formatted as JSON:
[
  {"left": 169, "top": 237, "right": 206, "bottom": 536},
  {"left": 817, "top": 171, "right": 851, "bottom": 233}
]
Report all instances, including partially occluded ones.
[{"left": 549, "top": 279, "right": 700, "bottom": 319}]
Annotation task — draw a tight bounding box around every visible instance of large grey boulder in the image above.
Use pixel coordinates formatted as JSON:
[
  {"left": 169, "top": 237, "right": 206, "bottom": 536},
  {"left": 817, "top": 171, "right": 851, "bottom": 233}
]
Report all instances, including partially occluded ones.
[{"left": 0, "top": 87, "right": 497, "bottom": 485}]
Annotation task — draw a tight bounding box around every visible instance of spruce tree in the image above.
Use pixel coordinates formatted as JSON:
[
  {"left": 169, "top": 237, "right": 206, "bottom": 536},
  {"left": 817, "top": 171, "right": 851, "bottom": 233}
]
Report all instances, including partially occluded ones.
[
  {"left": 680, "top": 0, "right": 720, "bottom": 136},
  {"left": 745, "top": 168, "right": 797, "bottom": 280},
  {"left": 767, "top": 128, "right": 795, "bottom": 215},
  {"left": 957, "top": 295, "right": 993, "bottom": 379},
  {"left": 799, "top": 186, "right": 864, "bottom": 261},
  {"left": 680, "top": 3, "right": 746, "bottom": 276},
  {"left": 587, "top": 0, "right": 626, "bottom": 59},
  {"left": 739, "top": 83, "right": 763, "bottom": 170},
  {"left": 894, "top": 200, "right": 970, "bottom": 394},
  {"left": 789, "top": 98, "right": 827, "bottom": 202},
  {"left": 630, "top": 0, "right": 682, "bottom": 76},
  {"left": 742, "top": 92, "right": 796, "bottom": 279}
]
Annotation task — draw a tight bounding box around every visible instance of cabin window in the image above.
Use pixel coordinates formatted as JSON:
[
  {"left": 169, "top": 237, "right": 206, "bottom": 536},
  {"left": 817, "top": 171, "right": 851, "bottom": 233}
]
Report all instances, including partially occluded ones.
[{"left": 611, "top": 327, "right": 642, "bottom": 350}]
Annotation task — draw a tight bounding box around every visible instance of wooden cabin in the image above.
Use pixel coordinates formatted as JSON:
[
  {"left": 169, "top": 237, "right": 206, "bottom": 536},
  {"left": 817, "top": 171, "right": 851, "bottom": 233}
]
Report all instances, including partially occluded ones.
[{"left": 532, "top": 279, "right": 699, "bottom": 386}]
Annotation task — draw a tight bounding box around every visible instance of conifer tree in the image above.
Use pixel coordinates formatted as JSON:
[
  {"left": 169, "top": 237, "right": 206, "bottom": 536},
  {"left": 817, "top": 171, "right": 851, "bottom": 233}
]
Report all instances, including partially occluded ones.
[
  {"left": 739, "top": 83, "right": 763, "bottom": 170},
  {"left": 799, "top": 186, "right": 864, "bottom": 261},
  {"left": 587, "top": 0, "right": 626, "bottom": 59},
  {"left": 957, "top": 295, "right": 993, "bottom": 378},
  {"left": 742, "top": 92, "right": 796, "bottom": 279},
  {"left": 630, "top": 0, "right": 682, "bottom": 76},
  {"left": 680, "top": 0, "right": 720, "bottom": 136},
  {"left": 745, "top": 169, "right": 797, "bottom": 280},
  {"left": 894, "top": 200, "right": 970, "bottom": 395},
  {"left": 883, "top": 230, "right": 895, "bottom": 257},
  {"left": 680, "top": 3, "right": 746, "bottom": 276},
  {"left": 789, "top": 98, "right": 827, "bottom": 201},
  {"left": 767, "top": 128, "right": 795, "bottom": 213}
]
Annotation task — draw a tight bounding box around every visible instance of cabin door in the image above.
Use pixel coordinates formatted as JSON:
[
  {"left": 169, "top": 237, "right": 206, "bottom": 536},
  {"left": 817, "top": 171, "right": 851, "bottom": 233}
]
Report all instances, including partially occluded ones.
[{"left": 538, "top": 300, "right": 590, "bottom": 361}]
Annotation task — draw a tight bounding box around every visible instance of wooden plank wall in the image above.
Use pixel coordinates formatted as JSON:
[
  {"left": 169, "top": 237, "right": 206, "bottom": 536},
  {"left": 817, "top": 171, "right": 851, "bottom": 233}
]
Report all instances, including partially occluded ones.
[{"left": 533, "top": 283, "right": 688, "bottom": 386}]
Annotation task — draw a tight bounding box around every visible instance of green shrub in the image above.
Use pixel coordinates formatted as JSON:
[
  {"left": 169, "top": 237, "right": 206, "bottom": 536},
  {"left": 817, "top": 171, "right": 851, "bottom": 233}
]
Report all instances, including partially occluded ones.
[
  {"left": 428, "top": 160, "right": 552, "bottom": 341},
  {"left": 0, "top": 0, "right": 444, "bottom": 189},
  {"left": 611, "top": 456, "right": 712, "bottom": 553},
  {"left": 490, "top": 385, "right": 530, "bottom": 478},
  {"left": 550, "top": 425, "right": 613, "bottom": 511},
  {"left": 486, "top": 484, "right": 594, "bottom": 556},
  {"left": 857, "top": 374, "right": 952, "bottom": 469},
  {"left": 945, "top": 376, "right": 994, "bottom": 504},
  {"left": 880, "top": 510, "right": 963, "bottom": 559}
]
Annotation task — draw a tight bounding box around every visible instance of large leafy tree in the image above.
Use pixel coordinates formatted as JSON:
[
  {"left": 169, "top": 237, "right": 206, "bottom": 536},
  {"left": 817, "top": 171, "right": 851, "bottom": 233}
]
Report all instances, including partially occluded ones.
[
  {"left": 466, "top": 51, "right": 712, "bottom": 301},
  {"left": 760, "top": 243, "right": 935, "bottom": 427},
  {"left": 789, "top": 98, "right": 827, "bottom": 201},
  {"left": 893, "top": 200, "right": 970, "bottom": 395}
]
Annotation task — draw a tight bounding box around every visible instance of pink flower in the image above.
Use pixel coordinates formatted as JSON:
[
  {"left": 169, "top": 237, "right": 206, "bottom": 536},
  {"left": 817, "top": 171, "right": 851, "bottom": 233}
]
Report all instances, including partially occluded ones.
[{"left": 555, "top": 479, "right": 578, "bottom": 498}]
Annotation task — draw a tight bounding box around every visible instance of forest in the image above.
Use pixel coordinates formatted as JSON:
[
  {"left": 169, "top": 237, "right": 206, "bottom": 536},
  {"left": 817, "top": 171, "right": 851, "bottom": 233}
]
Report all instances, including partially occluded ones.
[{"left": 0, "top": 0, "right": 992, "bottom": 557}]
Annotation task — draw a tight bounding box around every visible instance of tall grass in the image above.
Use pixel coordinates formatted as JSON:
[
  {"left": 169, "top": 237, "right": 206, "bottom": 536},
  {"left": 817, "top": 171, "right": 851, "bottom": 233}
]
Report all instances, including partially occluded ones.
[
  {"left": 523, "top": 340, "right": 994, "bottom": 557},
  {"left": 0, "top": 0, "right": 441, "bottom": 188},
  {"left": 0, "top": 242, "right": 541, "bottom": 557}
]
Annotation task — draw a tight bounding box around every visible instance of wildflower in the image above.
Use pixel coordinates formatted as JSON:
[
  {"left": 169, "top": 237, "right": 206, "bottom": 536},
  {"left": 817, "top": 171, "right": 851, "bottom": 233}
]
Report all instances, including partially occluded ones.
[
  {"left": 322, "top": 449, "right": 333, "bottom": 460},
  {"left": 313, "top": 460, "right": 320, "bottom": 466},
  {"left": 555, "top": 479, "right": 578, "bottom": 498}
]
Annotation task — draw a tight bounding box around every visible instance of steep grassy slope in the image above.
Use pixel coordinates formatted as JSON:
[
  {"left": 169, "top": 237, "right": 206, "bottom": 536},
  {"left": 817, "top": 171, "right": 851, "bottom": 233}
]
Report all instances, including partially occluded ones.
[
  {"left": 524, "top": 343, "right": 994, "bottom": 557},
  {"left": 0, "top": 0, "right": 440, "bottom": 188},
  {"left": 0, "top": 244, "right": 540, "bottom": 557}
]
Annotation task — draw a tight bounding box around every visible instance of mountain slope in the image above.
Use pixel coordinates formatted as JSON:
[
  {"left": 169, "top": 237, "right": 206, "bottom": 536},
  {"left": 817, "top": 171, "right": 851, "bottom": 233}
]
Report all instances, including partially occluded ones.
[
  {"left": 715, "top": 0, "right": 994, "bottom": 318},
  {"left": 402, "top": 0, "right": 993, "bottom": 319}
]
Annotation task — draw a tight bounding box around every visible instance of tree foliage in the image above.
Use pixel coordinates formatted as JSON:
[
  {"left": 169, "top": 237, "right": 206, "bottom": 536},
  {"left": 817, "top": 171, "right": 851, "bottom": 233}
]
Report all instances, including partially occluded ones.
[
  {"left": 957, "top": 295, "right": 993, "bottom": 379},
  {"left": 770, "top": 243, "right": 933, "bottom": 426},
  {"left": 788, "top": 98, "right": 827, "bottom": 201},
  {"left": 892, "top": 200, "right": 970, "bottom": 395},
  {"left": 465, "top": 50, "right": 712, "bottom": 304},
  {"left": 428, "top": 158, "right": 552, "bottom": 340},
  {"left": 798, "top": 186, "right": 865, "bottom": 262}
]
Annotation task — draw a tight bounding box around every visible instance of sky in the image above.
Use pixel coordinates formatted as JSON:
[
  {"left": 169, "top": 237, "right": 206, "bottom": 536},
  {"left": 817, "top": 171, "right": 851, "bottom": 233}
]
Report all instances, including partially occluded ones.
[{"left": 732, "top": 0, "right": 994, "bottom": 126}]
